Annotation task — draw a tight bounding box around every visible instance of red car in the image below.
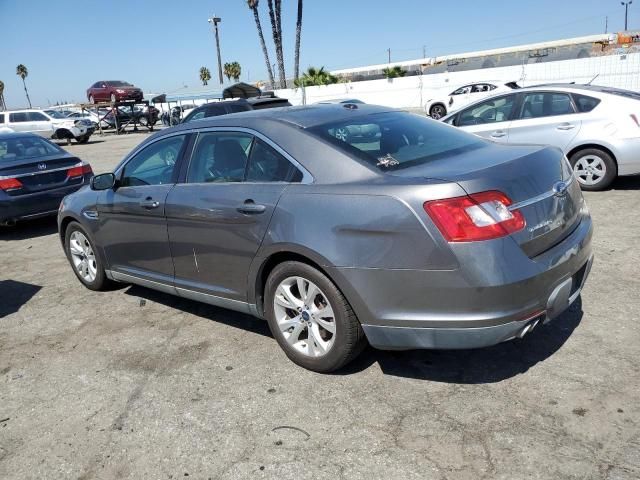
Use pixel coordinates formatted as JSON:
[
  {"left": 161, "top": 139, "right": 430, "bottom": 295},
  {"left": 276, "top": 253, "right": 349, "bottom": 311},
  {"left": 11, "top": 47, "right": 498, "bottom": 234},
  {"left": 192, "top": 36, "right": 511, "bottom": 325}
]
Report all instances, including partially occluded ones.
[{"left": 86, "top": 80, "right": 144, "bottom": 104}]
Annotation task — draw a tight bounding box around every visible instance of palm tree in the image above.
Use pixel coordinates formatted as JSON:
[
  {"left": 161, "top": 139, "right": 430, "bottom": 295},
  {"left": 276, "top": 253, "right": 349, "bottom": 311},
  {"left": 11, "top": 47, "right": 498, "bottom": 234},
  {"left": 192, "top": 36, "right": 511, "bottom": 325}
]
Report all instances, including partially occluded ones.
[
  {"left": 293, "top": 0, "right": 303, "bottom": 82},
  {"left": 382, "top": 66, "right": 406, "bottom": 79},
  {"left": 293, "top": 66, "right": 338, "bottom": 87},
  {"left": 267, "top": 0, "right": 286, "bottom": 88},
  {"left": 223, "top": 62, "right": 242, "bottom": 82},
  {"left": 0, "top": 80, "right": 6, "bottom": 111},
  {"left": 246, "top": 0, "right": 276, "bottom": 88},
  {"left": 199, "top": 67, "right": 212, "bottom": 86},
  {"left": 16, "top": 64, "right": 32, "bottom": 108}
]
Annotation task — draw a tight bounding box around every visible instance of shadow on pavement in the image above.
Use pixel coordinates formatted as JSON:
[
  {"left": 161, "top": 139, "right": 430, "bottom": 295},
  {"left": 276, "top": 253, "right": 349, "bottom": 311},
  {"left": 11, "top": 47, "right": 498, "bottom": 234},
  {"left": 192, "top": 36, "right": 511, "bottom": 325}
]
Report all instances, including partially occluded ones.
[
  {"left": 340, "top": 297, "right": 583, "bottom": 383},
  {"left": 0, "top": 280, "right": 42, "bottom": 318},
  {"left": 123, "top": 284, "right": 272, "bottom": 338},
  {"left": 611, "top": 176, "right": 640, "bottom": 191},
  {"left": 0, "top": 217, "right": 58, "bottom": 241}
]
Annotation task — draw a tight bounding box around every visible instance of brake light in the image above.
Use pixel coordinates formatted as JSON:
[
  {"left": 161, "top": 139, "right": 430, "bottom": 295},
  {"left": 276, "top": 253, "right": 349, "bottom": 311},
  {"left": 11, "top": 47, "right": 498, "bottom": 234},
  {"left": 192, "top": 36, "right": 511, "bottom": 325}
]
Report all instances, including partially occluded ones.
[
  {"left": 0, "top": 177, "right": 23, "bottom": 191},
  {"left": 66, "top": 163, "right": 93, "bottom": 178},
  {"left": 424, "top": 191, "right": 525, "bottom": 242}
]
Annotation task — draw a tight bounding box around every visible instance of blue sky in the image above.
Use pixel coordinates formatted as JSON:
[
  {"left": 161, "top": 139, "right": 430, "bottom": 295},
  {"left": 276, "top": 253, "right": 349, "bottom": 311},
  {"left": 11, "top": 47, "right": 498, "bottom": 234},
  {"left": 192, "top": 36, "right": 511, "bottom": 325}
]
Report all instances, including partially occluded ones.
[{"left": 0, "top": 0, "right": 632, "bottom": 108}]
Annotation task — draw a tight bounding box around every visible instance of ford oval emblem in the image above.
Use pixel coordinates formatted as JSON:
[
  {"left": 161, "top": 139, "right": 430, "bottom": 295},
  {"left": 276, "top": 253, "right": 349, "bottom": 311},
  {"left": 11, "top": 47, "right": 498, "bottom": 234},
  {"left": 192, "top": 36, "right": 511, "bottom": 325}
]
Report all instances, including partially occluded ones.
[
  {"left": 552, "top": 181, "right": 568, "bottom": 197},
  {"left": 37, "top": 163, "right": 47, "bottom": 170}
]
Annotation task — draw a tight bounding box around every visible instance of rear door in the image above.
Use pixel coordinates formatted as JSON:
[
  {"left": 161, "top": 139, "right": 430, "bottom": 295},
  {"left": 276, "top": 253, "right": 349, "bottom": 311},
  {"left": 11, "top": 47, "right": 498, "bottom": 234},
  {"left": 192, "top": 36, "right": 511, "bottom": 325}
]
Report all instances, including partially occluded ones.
[
  {"left": 455, "top": 93, "right": 517, "bottom": 142},
  {"left": 507, "top": 91, "right": 582, "bottom": 150},
  {"left": 166, "top": 130, "right": 304, "bottom": 302},
  {"left": 26, "top": 112, "right": 54, "bottom": 137},
  {"left": 96, "top": 133, "right": 190, "bottom": 286}
]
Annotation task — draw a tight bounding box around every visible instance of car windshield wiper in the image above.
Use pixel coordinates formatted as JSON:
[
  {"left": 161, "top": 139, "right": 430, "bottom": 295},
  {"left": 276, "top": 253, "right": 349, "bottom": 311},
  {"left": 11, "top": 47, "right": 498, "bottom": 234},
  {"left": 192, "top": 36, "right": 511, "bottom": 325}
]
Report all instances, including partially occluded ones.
[{"left": 376, "top": 154, "right": 400, "bottom": 169}]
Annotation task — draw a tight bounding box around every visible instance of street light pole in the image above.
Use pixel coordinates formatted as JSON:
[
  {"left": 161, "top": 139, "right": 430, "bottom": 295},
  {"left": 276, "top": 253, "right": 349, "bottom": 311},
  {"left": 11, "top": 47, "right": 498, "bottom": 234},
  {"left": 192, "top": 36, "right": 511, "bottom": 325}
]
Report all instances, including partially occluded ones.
[
  {"left": 621, "top": 1, "right": 632, "bottom": 31},
  {"left": 208, "top": 15, "right": 224, "bottom": 84}
]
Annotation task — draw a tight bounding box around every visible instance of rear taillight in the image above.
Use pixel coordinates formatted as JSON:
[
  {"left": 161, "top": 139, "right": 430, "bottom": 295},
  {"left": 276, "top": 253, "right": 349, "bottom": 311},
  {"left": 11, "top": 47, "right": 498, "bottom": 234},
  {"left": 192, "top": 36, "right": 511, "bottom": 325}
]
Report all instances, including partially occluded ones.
[
  {"left": 0, "top": 177, "right": 23, "bottom": 191},
  {"left": 66, "top": 162, "right": 93, "bottom": 178},
  {"left": 424, "top": 191, "right": 525, "bottom": 242}
]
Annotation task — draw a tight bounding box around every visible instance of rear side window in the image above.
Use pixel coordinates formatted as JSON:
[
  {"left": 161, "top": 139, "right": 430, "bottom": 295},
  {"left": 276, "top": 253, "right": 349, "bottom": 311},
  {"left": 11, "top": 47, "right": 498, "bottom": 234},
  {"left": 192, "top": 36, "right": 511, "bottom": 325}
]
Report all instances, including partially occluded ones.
[
  {"left": 0, "top": 114, "right": 4, "bottom": 123},
  {"left": 9, "top": 112, "right": 28, "bottom": 123},
  {"left": 27, "top": 112, "right": 49, "bottom": 121},
  {"left": 573, "top": 94, "right": 601, "bottom": 113},
  {"left": 519, "top": 92, "right": 575, "bottom": 119},
  {"left": 187, "top": 132, "right": 252, "bottom": 183},
  {"left": 308, "top": 111, "right": 483, "bottom": 172},
  {"left": 246, "top": 139, "right": 302, "bottom": 182}
]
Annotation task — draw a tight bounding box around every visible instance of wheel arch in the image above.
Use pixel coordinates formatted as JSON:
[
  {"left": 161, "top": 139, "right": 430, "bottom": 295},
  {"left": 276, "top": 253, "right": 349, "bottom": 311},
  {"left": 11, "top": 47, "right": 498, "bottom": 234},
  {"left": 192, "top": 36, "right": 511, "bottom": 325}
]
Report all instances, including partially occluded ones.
[{"left": 567, "top": 143, "right": 618, "bottom": 168}]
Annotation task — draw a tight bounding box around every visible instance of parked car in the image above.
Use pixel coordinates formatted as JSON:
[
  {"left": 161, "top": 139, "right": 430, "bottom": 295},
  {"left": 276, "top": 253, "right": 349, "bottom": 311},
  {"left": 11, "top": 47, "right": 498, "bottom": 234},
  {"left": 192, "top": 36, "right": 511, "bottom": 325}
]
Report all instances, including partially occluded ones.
[
  {"left": 0, "top": 132, "right": 93, "bottom": 226},
  {"left": 425, "top": 81, "right": 520, "bottom": 119},
  {"left": 181, "top": 97, "right": 292, "bottom": 123},
  {"left": 65, "top": 111, "right": 111, "bottom": 130},
  {"left": 86, "top": 80, "right": 144, "bottom": 104},
  {"left": 0, "top": 109, "right": 94, "bottom": 144},
  {"left": 113, "top": 105, "right": 159, "bottom": 126},
  {"left": 442, "top": 84, "right": 640, "bottom": 190},
  {"left": 58, "top": 104, "right": 593, "bottom": 372},
  {"left": 46, "top": 110, "right": 98, "bottom": 130}
]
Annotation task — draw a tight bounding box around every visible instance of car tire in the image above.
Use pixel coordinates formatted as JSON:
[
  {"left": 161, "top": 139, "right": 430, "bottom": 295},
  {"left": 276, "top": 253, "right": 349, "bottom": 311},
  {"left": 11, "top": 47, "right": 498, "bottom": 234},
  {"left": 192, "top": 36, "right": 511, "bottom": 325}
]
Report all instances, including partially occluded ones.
[
  {"left": 75, "top": 136, "right": 90, "bottom": 144},
  {"left": 569, "top": 148, "right": 617, "bottom": 191},
  {"left": 89, "top": 95, "right": 95, "bottom": 104},
  {"left": 110, "top": 93, "right": 117, "bottom": 103},
  {"left": 139, "top": 116, "right": 148, "bottom": 126},
  {"left": 64, "top": 221, "right": 112, "bottom": 291},
  {"left": 429, "top": 104, "right": 447, "bottom": 120},
  {"left": 264, "top": 261, "right": 367, "bottom": 372}
]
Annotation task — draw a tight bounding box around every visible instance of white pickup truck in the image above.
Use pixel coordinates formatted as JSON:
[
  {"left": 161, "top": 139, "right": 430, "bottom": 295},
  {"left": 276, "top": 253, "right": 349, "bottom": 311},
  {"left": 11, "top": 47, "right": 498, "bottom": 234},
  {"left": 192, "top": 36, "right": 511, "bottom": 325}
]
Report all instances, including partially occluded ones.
[{"left": 0, "top": 109, "right": 94, "bottom": 143}]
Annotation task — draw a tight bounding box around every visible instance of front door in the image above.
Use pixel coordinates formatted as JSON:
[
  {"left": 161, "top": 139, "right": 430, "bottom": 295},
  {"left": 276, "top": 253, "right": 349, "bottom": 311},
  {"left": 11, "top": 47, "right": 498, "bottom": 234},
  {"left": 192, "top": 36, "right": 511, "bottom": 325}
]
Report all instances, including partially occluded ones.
[
  {"left": 457, "top": 93, "right": 517, "bottom": 142},
  {"left": 166, "top": 131, "right": 304, "bottom": 302},
  {"left": 96, "top": 134, "right": 189, "bottom": 285}
]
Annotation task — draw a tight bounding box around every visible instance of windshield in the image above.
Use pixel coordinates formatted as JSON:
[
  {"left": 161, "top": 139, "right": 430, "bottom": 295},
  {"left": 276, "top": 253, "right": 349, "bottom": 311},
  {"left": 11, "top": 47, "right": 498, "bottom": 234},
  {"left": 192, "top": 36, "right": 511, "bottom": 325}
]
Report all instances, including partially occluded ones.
[
  {"left": 108, "top": 81, "right": 133, "bottom": 87},
  {"left": 44, "top": 110, "right": 67, "bottom": 119},
  {"left": 307, "top": 111, "right": 483, "bottom": 171},
  {"left": 0, "top": 136, "right": 62, "bottom": 161}
]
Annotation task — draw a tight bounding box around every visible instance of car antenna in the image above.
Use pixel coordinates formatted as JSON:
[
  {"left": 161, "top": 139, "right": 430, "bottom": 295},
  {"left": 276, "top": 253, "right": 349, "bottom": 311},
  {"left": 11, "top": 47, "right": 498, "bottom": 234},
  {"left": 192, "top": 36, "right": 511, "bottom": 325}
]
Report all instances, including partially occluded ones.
[{"left": 585, "top": 73, "right": 599, "bottom": 86}]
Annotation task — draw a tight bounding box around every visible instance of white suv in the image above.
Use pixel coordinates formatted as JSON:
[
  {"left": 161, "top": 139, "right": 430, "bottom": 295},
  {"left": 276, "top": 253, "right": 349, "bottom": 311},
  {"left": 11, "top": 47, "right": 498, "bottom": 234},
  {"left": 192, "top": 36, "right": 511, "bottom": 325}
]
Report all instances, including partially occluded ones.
[
  {"left": 425, "top": 82, "right": 520, "bottom": 119},
  {"left": 0, "top": 109, "right": 94, "bottom": 144}
]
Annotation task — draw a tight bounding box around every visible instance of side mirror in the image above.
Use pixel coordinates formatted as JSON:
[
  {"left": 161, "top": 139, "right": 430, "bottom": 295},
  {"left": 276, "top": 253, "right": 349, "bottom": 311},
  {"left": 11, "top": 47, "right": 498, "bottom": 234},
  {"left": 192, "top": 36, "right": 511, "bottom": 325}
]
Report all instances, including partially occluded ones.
[{"left": 90, "top": 173, "right": 116, "bottom": 190}]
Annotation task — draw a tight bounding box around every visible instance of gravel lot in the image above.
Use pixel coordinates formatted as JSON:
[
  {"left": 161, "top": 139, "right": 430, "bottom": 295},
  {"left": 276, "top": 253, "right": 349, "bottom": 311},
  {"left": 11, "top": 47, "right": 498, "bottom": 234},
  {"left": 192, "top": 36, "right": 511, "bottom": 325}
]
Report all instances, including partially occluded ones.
[{"left": 1, "top": 131, "right": 639, "bottom": 480}]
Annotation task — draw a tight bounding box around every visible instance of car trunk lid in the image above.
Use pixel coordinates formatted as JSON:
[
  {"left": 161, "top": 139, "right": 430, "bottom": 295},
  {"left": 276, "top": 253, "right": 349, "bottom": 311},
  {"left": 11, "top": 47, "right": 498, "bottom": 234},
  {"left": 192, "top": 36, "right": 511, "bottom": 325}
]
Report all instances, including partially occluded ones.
[
  {"left": 392, "top": 143, "right": 584, "bottom": 257},
  {"left": 0, "top": 154, "right": 86, "bottom": 196}
]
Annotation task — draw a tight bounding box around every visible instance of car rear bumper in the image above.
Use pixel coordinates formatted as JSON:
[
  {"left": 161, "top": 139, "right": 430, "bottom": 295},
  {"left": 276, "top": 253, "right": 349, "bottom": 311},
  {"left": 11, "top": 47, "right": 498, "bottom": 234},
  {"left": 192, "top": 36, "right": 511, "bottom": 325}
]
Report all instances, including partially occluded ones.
[
  {"left": 330, "top": 214, "right": 593, "bottom": 350},
  {"left": 0, "top": 179, "right": 89, "bottom": 223}
]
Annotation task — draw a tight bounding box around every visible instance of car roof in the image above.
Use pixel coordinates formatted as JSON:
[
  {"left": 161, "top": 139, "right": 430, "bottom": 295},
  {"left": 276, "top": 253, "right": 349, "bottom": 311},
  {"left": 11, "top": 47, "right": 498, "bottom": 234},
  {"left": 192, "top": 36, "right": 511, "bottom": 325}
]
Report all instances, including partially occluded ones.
[{"left": 175, "top": 103, "right": 395, "bottom": 130}]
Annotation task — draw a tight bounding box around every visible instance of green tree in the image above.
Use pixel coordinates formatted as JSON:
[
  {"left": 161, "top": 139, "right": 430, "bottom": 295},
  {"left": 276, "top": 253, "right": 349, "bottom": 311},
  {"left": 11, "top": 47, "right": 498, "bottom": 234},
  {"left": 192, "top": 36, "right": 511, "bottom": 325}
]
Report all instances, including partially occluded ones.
[
  {"left": 16, "top": 64, "right": 32, "bottom": 108},
  {"left": 224, "top": 62, "right": 242, "bottom": 82},
  {"left": 382, "top": 66, "right": 406, "bottom": 79},
  {"left": 199, "top": 66, "right": 212, "bottom": 86},
  {"left": 293, "top": 66, "right": 338, "bottom": 87},
  {"left": 293, "top": 0, "right": 303, "bottom": 82},
  {"left": 247, "top": 0, "right": 275, "bottom": 88}
]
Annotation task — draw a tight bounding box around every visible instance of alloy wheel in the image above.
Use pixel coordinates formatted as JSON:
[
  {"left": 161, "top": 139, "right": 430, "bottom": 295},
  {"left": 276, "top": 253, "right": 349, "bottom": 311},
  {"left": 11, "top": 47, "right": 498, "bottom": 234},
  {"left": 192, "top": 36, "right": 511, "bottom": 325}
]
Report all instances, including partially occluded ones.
[
  {"left": 574, "top": 155, "right": 606, "bottom": 186},
  {"left": 430, "top": 105, "right": 445, "bottom": 119},
  {"left": 273, "top": 276, "right": 336, "bottom": 358},
  {"left": 69, "top": 231, "right": 97, "bottom": 283}
]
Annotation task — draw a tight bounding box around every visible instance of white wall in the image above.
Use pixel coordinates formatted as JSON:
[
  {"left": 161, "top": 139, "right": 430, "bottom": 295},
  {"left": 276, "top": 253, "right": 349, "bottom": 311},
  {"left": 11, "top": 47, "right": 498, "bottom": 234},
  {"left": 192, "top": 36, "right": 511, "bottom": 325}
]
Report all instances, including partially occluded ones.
[{"left": 275, "top": 53, "right": 640, "bottom": 110}]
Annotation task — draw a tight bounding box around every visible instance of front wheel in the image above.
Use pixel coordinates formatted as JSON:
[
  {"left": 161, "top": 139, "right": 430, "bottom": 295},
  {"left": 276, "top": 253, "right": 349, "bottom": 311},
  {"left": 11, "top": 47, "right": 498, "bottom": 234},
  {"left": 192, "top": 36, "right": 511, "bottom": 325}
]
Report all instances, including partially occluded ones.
[
  {"left": 110, "top": 93, "right": 117, "bottom": 103},
  {"left": 75, "top": 135, "right": 90, "bottom": 144},
  {"left": 89, "top": 95, "right": 95, "bottom": 104},
  {"left": 64, "top": 221, "right": 112, "bottom": 291},
  {"left": 569, "top": 148, "right": 617, "bottom": 191},
  {"left": 429, "top": 104, "right": 447, "bottom": 120},
  {"left": 264, "top": 261, "right": 366, "bottom": 372}
]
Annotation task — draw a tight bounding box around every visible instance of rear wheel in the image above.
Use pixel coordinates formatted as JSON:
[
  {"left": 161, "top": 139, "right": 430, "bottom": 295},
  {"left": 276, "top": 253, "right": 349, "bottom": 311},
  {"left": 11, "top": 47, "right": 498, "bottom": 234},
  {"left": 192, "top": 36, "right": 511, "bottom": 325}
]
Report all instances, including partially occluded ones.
[
  {"left": 429, "top": 104, "right": 447, "bottom": 119},
  {"left": 110, "top": 93, "right": 117, "bottom": 103},
  {"left": 89, "top": 95, "right": 95, "bottom": 104},
  {"left": 569, "top": 148, "right": 617, "bottom": 191},
  {"left": 64, "top": 221, "right": 112, "bottom": 291},
  {"left": 264, "top": 261, "right": 366, "bottom": 372},
  {"left": 75, "top": 135, "right": 90, "bottom": 144}
]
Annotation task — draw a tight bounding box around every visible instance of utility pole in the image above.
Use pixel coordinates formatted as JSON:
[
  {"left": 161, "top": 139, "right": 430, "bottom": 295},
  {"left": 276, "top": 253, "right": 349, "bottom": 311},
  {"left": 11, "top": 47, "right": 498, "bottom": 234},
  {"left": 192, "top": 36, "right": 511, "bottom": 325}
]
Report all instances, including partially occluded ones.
[
  {"left": 605, "top": 15, "right": 609, "bottom": 33},
  {"left": 621, "top": 1, "right": 632, "bottom": 31},
  {"left": 423, "top": 45, "right": 427, "bottom": 58},
  {"left": 208, "top": 15, "right": 224, "bottom": 84},
  {"left": 387, "top": 48, "right": 391, "bottom": 64}
]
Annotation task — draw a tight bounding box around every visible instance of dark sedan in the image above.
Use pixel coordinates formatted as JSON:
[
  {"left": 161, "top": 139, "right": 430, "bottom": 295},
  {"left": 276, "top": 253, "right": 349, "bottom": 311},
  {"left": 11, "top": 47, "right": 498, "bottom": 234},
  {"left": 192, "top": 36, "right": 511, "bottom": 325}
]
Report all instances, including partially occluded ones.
[
  {"left": 58, "top": 104, "right": 593, "bottom": 372},
  {"left": 1, "top": 133, "right": 93, "bottom": 226}
]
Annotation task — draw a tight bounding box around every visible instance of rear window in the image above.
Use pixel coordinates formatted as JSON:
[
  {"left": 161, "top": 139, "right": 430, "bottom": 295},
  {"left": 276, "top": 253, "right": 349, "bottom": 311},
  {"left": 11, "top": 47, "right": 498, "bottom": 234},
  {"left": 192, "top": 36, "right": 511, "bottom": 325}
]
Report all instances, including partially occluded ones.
[
  {"left": 573, "top": 94, "right": 601, "bottom": 113},
  {"left": 0, "top": 136, "right": 62, "bottom": 161},
  {"left": 308, "top": 111, "right": 483, "bottom": 172}
]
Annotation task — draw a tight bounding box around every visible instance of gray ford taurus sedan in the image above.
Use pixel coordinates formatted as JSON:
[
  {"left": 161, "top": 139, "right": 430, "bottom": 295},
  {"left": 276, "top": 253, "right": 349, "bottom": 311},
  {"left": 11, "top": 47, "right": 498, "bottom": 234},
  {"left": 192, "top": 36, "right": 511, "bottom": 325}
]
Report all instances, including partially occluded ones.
[{"left": 58, "top": 104, "right": 594, "bottom": 372}]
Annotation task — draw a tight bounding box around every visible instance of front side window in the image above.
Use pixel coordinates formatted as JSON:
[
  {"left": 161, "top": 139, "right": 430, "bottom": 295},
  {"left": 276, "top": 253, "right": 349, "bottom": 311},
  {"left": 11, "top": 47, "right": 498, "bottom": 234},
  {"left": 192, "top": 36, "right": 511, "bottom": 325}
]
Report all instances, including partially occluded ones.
[
  {"left": 121, "top": 135, "right": 186, "bottom": 187},
  {"left": 519, "top": 92, "right": 575, "bottom": 119},
  {"left": 458, "top": 95, "right": 516, "bottom": 126},
  {"left": 451, "top": 86, "right": 471, "bottom": 95},
  {"left": 27, "top": 112, "right": 49, "bottom": 122},
  {"left": 246, "top": 139, "right": 302, "bottom": 182},
  {"left": 187, "top": 132, "right": 252, "bottom": 183},
  {"left": 308, "top": 111, "right": 483, "bottom": 172},
  {"left": 9, "top": 112, "right": 28, "bottom": 123}
]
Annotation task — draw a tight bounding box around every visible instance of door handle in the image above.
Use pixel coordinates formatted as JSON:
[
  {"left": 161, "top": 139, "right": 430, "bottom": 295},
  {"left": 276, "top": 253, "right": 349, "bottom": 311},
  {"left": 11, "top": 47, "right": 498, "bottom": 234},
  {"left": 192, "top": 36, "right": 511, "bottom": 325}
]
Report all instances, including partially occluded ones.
[
  {"left": 237, "top": 200, "right": 266, "bottom": 214},
  {"left": 491, "top": 130, "right": 506, "bottom": 138},
  {"left": 140, "top": 198, "right": 160, "bottom": 209},
  {"left": 556, "top": 123, "right": 576, "bottom": 131}
]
